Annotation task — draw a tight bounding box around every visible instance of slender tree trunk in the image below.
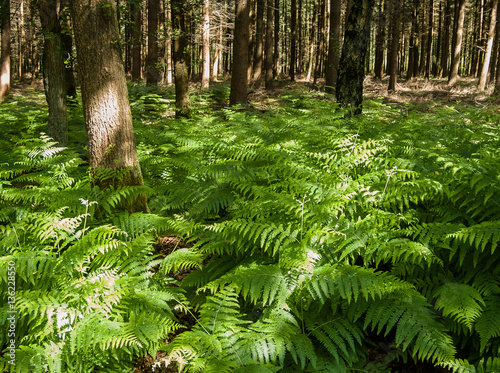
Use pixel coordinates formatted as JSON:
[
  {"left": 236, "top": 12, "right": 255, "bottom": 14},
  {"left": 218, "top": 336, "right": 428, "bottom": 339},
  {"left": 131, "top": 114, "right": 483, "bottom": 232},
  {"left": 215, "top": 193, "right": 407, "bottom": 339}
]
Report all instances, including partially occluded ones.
[
  {"left": 306, "top": 0, "right": 317, "bottom": 81},
  {"left": 325, "top": 0, "right": 341, "bottom": 93},
  {"left": 265, "top": 0, "right": 274, "bottom": 89},
  {"left": 131, "top": 0, "right": 142, "bottom": 81},
  {"left": 253, "top": 0, "right": 264, "bottom": 82},
  {"left": 230, "top": 0, "right": 250, "bottom": 104},
  {"left": 440, "top": 0, "right": 451, "bottom": 77},
  {"left": 425, "top": 0, "right": 434, "bottom": 79},
  {"left": 298, "top": 0, "right": 304, "bottom": 73},
  {"left": 146, "top": 0, "right": 160, "bottom": 84},
  {"left": 0, "top": 0, "right": 10, "bottom": 101},
  {"left": 248, "top": 0, "right": 255, "bottom": 81},
  {"left": 478, "top": 0, "right": 498, "bottom": 91},
  {"left": 70, "top": 0, "right": 148, "bottom": 213},
  {"left": 448, "top": 0, "right": 466, "bottom": 86},
  {"left": 290, "top": 0, "right": 297, "bottom": 80},
  {"left": 166, "top": 3, "right": 173, "bottom": 84},
  {"left": 413, "top": 0, "right": 420, "bottom": 77},
  {"left": 202, "top": 0, "right": 210, "bottom": 89},
  {"left": 171, "top": 0, "right": 190, "bottom": 117},
  {"left": 433, "top": 0, "right": 442, "bottom": 76},
  {"left": 388, "top": 0, "right": 401, "bottom": 91},
  {"left": 495, "top": 29, "right": 500, "bottom": 93},
  {"left": 374, "top": 0, "right": 386, "bottom": 79},
  {"left": 407, "top": 0, "right": 417, "bottom": 79},
  {"left": 336, "top": 0, "right": 374, "bottom": 115},
  {"left": 38, "top": 0, "right": 68, "bottom": 145},
  {"left": 314, "top": 0, "right": 326, "bottom": 83},
  {"left": 273, "top": 0, "right": 279, "bottom": 77},
  {"left": 491, "top": 0, "right": 500, "bottom": 81}
]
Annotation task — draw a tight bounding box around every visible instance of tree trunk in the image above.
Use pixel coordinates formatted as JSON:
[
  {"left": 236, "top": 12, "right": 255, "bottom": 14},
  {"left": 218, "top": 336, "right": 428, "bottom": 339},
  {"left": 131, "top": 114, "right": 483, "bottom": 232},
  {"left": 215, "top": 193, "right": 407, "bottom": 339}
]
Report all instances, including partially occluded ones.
[
  {"left": 202, "top": 0, "right": 210, "bottom": 89},
  {"left": 131, "top": 0, "right": 142, "bottom": 81},
  {"left": 314, "top": 0, "right": 326, "bottom": 83},
  {"left": 70, "top": 0, "right": 148, "bottom": 213},
  {"left": 388, "top": 0, "right": 401, "bottom": 91},
  {"left": 425, "top": 0, "right": 434, "bottom": 79},
  {"left": 374, "top": 0, "right": 386, "bottom": 79},
  {"left": 0, "top": 0, "right": 10, "bottom": 101},
  {"left": 490, "top": 0, "right": 500, "bottom": 81},
  {"left": 146, "top": 0, "right": 160, "bottom": 84},
  {"left": 325, "top": 0, "right": 341, "bottom": 93},
  {"left": 265, "top": 0, "right": 274, "bottom": 89},
  {"left": 336, "top": 0, "right": 374, "bottom": 115},
  {"left": 253, "top": 0, "right": 264, "bottom": 83},
  {"left": 166, "top": 2, "right": 173, "bottom": 84},
  {"left": 290, "top": 0, "right": 297, "bottom": 80},
  {"left": 448, "top": 0, "right": 466, "bottom": 86},
  {"left": 38, "top": 0, "right": 68, "bottom": 145},
  {"left": 478, "top": 0, "right": 498, "bottom": 91},
  {"left": 273, "top": 0, "right": 279, "bottom": 77},
  {"left": 230, "top": 0, "right": 250, "bottom": 105},
  {"left": 440, "top": 0, "right": 451, "bottom": 77},
  {"left": 171, "top": 0, "right": 190, "bottom": 117}
]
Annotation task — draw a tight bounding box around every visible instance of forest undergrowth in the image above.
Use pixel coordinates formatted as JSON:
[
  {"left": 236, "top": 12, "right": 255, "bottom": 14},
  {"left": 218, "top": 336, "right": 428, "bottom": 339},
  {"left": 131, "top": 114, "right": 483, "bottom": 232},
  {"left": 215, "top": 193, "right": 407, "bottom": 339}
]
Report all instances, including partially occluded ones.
[{"left": 1, "top": 78, "right": 500, "bottom": 373}]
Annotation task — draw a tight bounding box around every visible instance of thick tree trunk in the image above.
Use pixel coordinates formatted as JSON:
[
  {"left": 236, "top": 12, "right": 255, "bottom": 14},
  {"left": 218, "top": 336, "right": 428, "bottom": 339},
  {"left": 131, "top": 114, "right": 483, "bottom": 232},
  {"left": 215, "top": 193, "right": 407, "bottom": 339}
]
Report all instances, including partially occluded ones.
[
  {"left": 70, "top": 0, "right": 148, "bottom": 213},
  {"left": 265, "top": 0, "right": 274, "bottom": 89},
  {"left": 38, "top": 0, "right": 68, "bottom": 145},
  {"left": 171, "top": 0, "right": 190, "bottom": 117},
  {"left": 336, "top": 0, "right": 374, "bottom": 115},
  {"left": 478, "top": 0, "right": 498, "bottom": 91},
  {"left": 0, "top": 0, "right": 10, "bottom": 101},
  {"left": 131, "top": 0, "right": 142, "bottom": 81},
  {"left": 146, "top": 0, "right": 160, "bottom": 85},
  {"left": 388, "top": 0, "right": 401, "bottom": 91},
  {"left": 448, "top": 0, "right": 466, "bottom": 86},
  {"left": 202, "top": 0, "right": 210, "bottom": 89},
  {"left": 290, "top": 0, "right": 297, "bottom": 80},
  {"left": 230, "top": 0, "right": 250, "bottom": 105},
  {"left": 325, "top": 0, "right": 341, "bottom": 93}
]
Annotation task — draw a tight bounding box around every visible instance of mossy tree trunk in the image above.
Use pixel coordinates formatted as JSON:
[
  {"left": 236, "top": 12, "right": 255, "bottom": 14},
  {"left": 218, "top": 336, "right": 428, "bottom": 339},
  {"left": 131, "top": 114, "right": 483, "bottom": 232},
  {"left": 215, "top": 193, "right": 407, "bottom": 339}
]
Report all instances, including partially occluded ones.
[
  {"left": 38, "top": 0, "right": 68, "bottom": 146},
  {"left": 336, "top": 0, "right": 374, "bottom": 115},
  {"left": 70, "top": 0, "right": 148, "bottom": 213}
]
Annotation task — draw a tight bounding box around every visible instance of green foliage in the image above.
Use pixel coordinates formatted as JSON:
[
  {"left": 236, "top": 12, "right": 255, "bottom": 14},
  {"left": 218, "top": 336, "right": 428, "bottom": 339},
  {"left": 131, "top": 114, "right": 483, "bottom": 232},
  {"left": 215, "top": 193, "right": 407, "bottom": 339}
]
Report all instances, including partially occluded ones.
[{"left": 2, "top": 84, "right": 500, "bottom": 372}]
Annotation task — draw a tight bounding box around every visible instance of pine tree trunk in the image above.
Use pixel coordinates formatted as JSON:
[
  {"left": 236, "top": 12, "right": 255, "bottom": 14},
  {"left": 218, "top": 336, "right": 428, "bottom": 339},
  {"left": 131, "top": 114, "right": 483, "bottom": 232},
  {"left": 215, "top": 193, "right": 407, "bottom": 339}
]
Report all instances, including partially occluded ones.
[
  {"left": 440, "top": 0, "right": 451, "bottom": 77},
  {"left": 290, "top": 0, "right": 297, "bottom": 80},
  {"left": 374, "top": 0, "right": 386, "bottom": 79},
  {"left": 253, "top": 0, "right": 264, "bottom": 83},
  {"left": 265, "top": 0, "right": 274, "bottom": 89},
  {"left": 230, "top": 0, "right": 250, "bottom": 104},
  {"left": 146, "top": 0, "right": 160, "bottom": 85},
  {"left": 388, "top": 0, "right": 401, "bottom": 91},
  {"left": 425, "top": 0, "right": 434, "bottom": 79},
  {"left": 314, "top": 0, "right": 326, "bottom": 83},
  {"left": 38, "top": 0, "right": 68, "bottom": 145},
  {"left": 70, "top": 0, "right": 148, "bottom": 213},
  {"left": 171, "top": 0, "right": 190, "bottom": 117},
  {"left": 490, "top": 1, "right": 500, "bottom": 81},
  {"left": 325, "top": 0, "right": 341, "bottom": 93},
  {"left": 166, "top": 3, "right": 173, "bottom": 84},
  {"left": 202, "top": 0, "right": 210, "bottom": 89},
  {"left": 336, "top": 0, "right": 374, "bottom": 115},
  {"left": 273, "top": 0, "right": 279, "bottom": 77},
  {"left": 478, "top": 0, "right": 498, "bottom": 91},
  {"left": 448, "top": 0, "right": 466, "bottom": 86},
  {"left": 0, "top": 0, "right": 10, "bottom": 101},
  {"left": 131, "top": 0, "right": 142, "bottom": 81}
]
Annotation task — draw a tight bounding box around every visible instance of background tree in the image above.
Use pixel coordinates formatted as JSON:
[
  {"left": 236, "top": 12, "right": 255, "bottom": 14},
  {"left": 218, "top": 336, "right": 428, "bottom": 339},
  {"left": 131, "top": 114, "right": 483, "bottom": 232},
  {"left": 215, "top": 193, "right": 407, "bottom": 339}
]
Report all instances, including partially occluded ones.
[
  {"left": 387, "top": 0, "right": 401, "bottom": 91},
  {"left": 38, "top": 0, "right": 68, "bottom": 145},
  {"left": 131, "top": 0, "right": 142, "bottom": 81},
  {"left": 478, "top": 0, "right": 498, "bottom": 91},
  {"left": 289, "top": 0, "right": 297, "bottom": 81},
  {"left": 253, "top": 0, "right": 264, "bottom": 83},
  {"left": 325, "top": 0, "right": 341, "bottom": 93},
  {"left": 265, "top": 0, "right": 274, "bottom": 89},
  {"left": 146, "top": 0, "right": 160, "bottom": 85},
  {"left": 0, "top": 0, "right": 10, "bottom": 100},
  {"left": 171, "top": 0, "right": 190, "bottom": 117},
  {"left": 336, "top": 0, "right": 374, "bottom": 115},
  {"left": 448, "top": 0, "right": 466, "bottom": 86},
  {"left": 230, "top": 0, "right": 250, "bottom": 105},
  {"left": 70, "top": 0, "right": 148, "bottom": 213},
  {"left": 202, "top": 0, "right": 210, "bottom": 89}
]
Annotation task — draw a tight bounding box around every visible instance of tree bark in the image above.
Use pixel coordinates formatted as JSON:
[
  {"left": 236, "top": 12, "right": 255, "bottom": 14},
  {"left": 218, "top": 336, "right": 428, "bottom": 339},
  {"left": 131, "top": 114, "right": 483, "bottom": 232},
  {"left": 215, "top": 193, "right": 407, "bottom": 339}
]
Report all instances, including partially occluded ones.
[
  {"left": 70, "top": 0, "right": 148, "bottom": 213},
  {"left": 448, "top": 0, "right": 466, "bottom": 86},
  {"left": 425, "top": 0, "right": 434, "bottom": 79},
  {"left": 0, "top": 0, "right": 10, "bottom": 101},
  {"left": 202, "top": 0, "right": 210, "bottom": 89},
  {"left": 314, "top": 0, "right": 326, "bottom": 83},
  {"left": 273, "top": 0, "right": 279, "bottom": 77},
  {"left": 171, "top": 0, "right": 190, "bottom": 117},
  {"left": 478, "top": 0, "right": 498, "bottom": 91},
  {"left": 253, "top": 0, "right": 264, "bottom": 83},
  {"left": 230, "top": 0, "right": 250, "bottom": 105},
  {"left": 38, "top": 0, "right": 68, "bottom": 145},
  {"left": 289, "top": 0, "right": 297, "bottom": 80},
  {"left": 146, "top": 0, "right": 160, "bottom": 84},
  {"left": 440, "top": 0, "right": 451, "bottom": 77},
  {"left": 325, "top": 0, "right": 341, "bottom": 93},
  {"left": 336, "top": 0, "right": 374, "bottom": 115},
  {"left": 131, "top": 0, "right": 142, "bottom": 81},
  {"left": 388, "top": 0, "right": 401, "bottom": 91},
  {"left": 265, "top": 0, "right": 274, "bottom": 89},
  {"left": 374, "top": 0, "right": 386, "bottom": 79}
]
